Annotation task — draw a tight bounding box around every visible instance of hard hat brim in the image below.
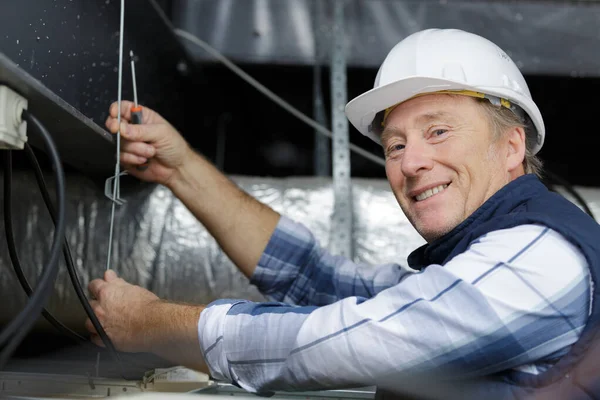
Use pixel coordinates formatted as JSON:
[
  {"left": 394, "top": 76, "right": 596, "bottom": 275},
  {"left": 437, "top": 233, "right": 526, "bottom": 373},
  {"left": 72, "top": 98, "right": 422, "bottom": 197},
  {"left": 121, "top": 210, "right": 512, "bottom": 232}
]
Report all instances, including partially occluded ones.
[{"left": 345, "top": 76, "right": 545, "bottom": 154}]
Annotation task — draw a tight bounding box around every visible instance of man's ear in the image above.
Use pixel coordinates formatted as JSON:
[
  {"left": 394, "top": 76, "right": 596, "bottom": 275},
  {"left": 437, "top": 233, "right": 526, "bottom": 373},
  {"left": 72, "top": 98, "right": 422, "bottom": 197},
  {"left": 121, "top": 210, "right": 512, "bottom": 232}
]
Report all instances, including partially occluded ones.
[{"left": 506, "top": 126, "right": 526, "bottom": 173}]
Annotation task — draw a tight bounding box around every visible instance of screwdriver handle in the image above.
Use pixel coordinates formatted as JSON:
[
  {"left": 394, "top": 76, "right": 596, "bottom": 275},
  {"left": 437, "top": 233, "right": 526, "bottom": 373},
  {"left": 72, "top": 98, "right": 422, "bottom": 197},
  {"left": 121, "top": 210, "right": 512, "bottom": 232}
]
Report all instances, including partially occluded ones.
[
  {"left": 131, "top": 105, "right": 143, "bottom": 124},
  {"left": 131, "top": 106, "right": 148, "bottom": 171}
]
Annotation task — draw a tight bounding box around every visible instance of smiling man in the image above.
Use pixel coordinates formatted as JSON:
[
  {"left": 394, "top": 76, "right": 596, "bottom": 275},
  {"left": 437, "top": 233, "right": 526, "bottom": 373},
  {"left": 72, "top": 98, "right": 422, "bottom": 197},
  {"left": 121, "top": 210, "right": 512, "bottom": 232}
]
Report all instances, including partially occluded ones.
[
  {"left": 380, "top": 94, "right": 529, "bottom": 241},
  {"left": 88, "top": 29, "right": 600, "bottom": 399}
]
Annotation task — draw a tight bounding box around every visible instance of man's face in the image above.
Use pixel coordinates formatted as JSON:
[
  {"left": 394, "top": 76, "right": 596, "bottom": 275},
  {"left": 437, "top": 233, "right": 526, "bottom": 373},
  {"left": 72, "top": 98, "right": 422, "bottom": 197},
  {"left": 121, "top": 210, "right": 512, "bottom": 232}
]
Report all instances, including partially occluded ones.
[{"left": 382, "top": 94, "right": 515, "bottom": 242}]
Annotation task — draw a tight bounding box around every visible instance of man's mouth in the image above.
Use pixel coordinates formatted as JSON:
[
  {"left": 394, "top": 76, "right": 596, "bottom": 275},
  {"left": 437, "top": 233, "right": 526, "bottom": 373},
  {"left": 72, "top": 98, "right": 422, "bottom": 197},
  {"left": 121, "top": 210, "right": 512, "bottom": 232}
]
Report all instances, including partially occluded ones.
[{"left": 414, "top": 184, "right": 449, "bottom": 202}]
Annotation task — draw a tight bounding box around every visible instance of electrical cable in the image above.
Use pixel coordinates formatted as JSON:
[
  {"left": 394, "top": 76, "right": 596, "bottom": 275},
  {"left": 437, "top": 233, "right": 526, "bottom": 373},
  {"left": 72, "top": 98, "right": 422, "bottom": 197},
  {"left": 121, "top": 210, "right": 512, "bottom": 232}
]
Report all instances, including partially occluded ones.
[
  {"left": 12, "top": 145, "right": 154, "bottom": 371},
  {"left": 544, "top": 169, "right": 596, "bottom": 221},
  {"left": 3, "top": 149, "right": 87, "bottom": 344},
  {"left": 3, "top": 0, "right": 170, "bottom": 377},
  {"left": 4, "top": 140, "right": 161, "bottom": 375},
  {"left": 172, "top": 28, "right": 387, "bottom": 168},
  {"left": 20, "top": 124, "right": 136, "bottom": 379},
  {"left": 0, "top": 109, "right": 66, "bottom": 370}
]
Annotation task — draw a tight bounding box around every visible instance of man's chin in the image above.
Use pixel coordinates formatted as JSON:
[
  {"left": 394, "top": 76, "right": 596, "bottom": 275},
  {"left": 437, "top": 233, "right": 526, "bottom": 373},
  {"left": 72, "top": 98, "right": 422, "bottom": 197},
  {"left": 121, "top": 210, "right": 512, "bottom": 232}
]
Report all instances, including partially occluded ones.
[{"left": 413, "top": 219, "right": 455, "bottom": 243}]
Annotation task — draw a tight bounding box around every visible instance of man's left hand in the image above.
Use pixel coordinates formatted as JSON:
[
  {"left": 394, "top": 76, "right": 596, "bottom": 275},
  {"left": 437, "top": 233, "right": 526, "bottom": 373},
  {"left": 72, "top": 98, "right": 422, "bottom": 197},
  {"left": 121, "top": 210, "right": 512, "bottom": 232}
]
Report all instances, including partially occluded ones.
[{"left": 85, "top": 269, "right": 160, "bottom": 353}]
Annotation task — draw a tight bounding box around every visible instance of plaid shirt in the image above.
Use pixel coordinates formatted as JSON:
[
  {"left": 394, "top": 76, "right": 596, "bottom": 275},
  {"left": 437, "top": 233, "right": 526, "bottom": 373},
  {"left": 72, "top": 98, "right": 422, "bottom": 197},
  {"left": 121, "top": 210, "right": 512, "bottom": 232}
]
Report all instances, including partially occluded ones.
[{"left": 198, "top": 215, "right": 590, "bottom": 395}]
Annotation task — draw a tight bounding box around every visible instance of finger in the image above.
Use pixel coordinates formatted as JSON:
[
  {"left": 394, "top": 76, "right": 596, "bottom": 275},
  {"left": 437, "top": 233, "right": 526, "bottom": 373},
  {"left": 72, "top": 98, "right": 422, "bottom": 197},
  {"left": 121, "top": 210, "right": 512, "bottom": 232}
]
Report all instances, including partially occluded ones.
[
  {"left": 121, "top": 162, "right": 148, "bottom": 177},
  {"left": 90, "top": 333, "right": 106, "bottom": 348},
  {"left": 89, "top": 299, "right": 106, "bottom": 319},
  {"left": 105, "top": 269, "right": 118, "bottom": 282},
  {"left": 120, "top": 152, "right": 148, "bottom": 166},
  {"left": 89, "top": 299, "right": 99, "bottom": 309},
  {"left": 105, "top": 115, "right": 119, "bottom": 134},
  {"left": 105, "top": 119, "right": 133, "bottom": 137},
  {"left": 121, "top": 140, "right": 155, "bottom": 159},
  {"left": 84, "top": 318, "right": 98, "bottom": 334},
  {"left": 109, "top": 101, "right": 164, "bottom": 125},
  {"left": 105, "top": 117, "right": 127, "bottom": 135},
  {"left": 105, "top": 115, "right": 115, "bottom": 132},
  {"left": 123, "top": 164, "right": 151, "bottom": 180},
  {"left": 88, "top": 278, "right": 107, "bottom": 300},
  {"left": 108, "top": 100, "right": 135, "bottom": 120},
  {"left": 121, "top": 123, "right": 164, "bottom": 144}
]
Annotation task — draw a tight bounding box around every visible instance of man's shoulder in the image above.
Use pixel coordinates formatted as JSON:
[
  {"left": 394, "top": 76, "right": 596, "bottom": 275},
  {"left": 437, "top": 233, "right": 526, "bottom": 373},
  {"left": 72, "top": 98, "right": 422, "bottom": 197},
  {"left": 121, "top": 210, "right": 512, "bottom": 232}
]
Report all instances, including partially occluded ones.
[
  {"left": 449, "top": 224, "right": 589, "bottom": 286},
  {"left": 474, "top": 224, "right": 585, "bottom": 262}
]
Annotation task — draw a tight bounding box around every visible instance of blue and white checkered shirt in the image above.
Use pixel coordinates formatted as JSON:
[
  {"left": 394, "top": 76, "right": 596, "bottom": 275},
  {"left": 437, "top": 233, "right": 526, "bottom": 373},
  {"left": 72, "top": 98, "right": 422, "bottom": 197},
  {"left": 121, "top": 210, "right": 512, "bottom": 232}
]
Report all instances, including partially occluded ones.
[{"left": 198, "top": 215, "right": 590, "bottom": 394}]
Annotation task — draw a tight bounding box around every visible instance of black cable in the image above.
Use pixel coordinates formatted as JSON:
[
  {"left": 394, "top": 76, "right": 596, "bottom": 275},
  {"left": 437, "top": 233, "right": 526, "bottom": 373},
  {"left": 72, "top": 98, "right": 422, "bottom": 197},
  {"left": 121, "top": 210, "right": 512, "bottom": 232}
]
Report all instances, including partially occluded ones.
[
  {"left": 1, "top": 110, "right": 169, "bottom": 377},
  {"left": 3, "top": 150, "right": 87, "bottom": 344},
  {"left": 0, "top": 109, "right": 66, "bottom": 370},
  {"left": 24, "top": 142, "right": 124, "bottom": 354},
  {"left": 20, "top": 123, "right": 141, "bottom": 379},
  {"left": 545, "top": 170, "right": 596, "bottom": 221}
]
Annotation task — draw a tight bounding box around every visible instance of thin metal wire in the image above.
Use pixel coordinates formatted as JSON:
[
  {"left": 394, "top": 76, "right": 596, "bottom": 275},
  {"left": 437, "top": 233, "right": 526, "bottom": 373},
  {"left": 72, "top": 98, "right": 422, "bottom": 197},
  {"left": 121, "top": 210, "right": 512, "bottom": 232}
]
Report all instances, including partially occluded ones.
[
  {"left": 174, "top": 29, "right": 386, "bottom": 168},
  {"left": 130, "top": 51, "right": 138, "bottom": 107},
  {"left": 106, "top": 0, "right": 126, "bottom": 271}
]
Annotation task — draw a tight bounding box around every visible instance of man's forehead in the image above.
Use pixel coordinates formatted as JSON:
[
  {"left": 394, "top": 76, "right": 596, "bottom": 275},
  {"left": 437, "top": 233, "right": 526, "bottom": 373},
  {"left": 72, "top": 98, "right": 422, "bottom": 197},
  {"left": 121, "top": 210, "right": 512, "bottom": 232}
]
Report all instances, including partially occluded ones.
[
  {"left": 381, "top": 109, "right": 463, "bottom": 142},
  {"left": 390, "top": 94, "right": 471, "bottom": 120}
]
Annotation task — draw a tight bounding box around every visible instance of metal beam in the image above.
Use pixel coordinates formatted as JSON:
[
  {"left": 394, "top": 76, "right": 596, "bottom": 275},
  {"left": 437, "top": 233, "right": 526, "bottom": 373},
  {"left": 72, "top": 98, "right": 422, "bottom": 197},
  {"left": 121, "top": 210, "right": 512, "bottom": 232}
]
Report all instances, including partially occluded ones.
[
  {"left": 329, "top": 0, "right": 353, "bottom": 258},
  {"left": 175, "top": 0, "right": 600, "bottom": 77},
  {"left": 0, "top": 52, "right": 114, "bottom": 175},
  {"left": 312, "top": 0, "right": 330, "bottom": 177}
]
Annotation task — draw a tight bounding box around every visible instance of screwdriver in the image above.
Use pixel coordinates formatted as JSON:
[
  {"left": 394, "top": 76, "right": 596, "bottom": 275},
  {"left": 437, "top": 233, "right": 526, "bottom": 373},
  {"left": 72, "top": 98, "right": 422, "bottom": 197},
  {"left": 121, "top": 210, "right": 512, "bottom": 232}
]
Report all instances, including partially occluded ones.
[{"left": 130, "top": 51, "right": 147, "bottom": 171}]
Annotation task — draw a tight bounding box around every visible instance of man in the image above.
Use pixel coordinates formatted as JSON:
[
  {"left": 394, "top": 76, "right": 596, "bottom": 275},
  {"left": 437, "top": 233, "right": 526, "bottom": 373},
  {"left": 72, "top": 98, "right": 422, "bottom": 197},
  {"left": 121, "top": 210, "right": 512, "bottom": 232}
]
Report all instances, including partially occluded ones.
[{"left": 88, "top": 29, "right": 600, "bottom": 398}]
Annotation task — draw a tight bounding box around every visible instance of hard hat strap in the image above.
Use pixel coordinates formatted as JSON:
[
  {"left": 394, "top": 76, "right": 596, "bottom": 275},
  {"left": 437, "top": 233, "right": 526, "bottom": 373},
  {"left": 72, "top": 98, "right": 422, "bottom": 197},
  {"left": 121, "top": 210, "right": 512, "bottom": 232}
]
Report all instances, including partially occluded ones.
[{"left": 374, "top": 90, "right": 527, "bottom": 132}]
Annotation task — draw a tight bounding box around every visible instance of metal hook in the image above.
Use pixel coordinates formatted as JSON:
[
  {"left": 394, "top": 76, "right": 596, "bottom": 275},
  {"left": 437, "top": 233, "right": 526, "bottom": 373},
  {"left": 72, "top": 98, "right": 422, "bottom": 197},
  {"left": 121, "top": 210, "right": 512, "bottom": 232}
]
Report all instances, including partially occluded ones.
[{"left": 104, "top": 171, "right": 128, "bottom": 205}]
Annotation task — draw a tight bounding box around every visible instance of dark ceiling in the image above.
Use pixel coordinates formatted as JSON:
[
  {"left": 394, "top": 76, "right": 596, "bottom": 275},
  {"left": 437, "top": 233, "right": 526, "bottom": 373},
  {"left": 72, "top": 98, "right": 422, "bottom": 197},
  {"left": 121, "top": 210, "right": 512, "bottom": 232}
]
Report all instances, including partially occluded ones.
[{"left": 1, "top": 0, "right": 599, "bottom": 187}]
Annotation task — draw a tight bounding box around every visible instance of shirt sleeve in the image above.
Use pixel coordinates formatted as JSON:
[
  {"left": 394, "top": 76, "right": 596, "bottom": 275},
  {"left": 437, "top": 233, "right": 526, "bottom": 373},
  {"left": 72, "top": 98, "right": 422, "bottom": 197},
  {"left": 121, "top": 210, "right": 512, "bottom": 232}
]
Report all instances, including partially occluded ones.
[
  {"left": 250, "top": 215, "right": 416, "bottom": 306},
  {"left": 199, "top": 224, "right": 590, "bottom": 395}
]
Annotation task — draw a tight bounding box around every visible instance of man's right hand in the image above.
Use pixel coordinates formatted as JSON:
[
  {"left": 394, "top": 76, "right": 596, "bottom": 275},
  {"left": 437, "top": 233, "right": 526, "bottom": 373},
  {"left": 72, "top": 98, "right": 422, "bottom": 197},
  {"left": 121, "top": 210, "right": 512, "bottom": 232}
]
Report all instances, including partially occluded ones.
[
  {"left": 105, "top": 100, "right": 192, "bottom": 187},
  {"left": 105, "top": 100, "right": 280, "bottom": 279}
]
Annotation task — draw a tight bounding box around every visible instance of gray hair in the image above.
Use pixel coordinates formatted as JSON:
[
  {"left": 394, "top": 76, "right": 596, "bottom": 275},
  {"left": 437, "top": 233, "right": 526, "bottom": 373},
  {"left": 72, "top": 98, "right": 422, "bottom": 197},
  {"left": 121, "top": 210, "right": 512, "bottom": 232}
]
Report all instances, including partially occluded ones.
[{"left": 476, "top": 99, "right": 543, "bottom": 178}]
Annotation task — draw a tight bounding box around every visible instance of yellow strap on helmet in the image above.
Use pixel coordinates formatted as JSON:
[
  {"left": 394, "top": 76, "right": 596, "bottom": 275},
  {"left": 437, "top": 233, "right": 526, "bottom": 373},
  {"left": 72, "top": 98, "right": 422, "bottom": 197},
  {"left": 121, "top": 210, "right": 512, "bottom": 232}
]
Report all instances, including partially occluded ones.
[{"left": 381, "top": 90, "right": 514, "bottom": 127}]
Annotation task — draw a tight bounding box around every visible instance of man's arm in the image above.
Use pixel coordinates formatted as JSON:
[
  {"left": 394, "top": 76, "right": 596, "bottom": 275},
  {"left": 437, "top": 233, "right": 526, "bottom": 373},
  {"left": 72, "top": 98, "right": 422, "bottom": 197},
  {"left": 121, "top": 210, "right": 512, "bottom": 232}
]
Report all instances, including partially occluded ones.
[
  {"left": 106, "top": 101, "right": 405, "bottom": 304},
  {"left": 198, "top": 225, "right": 590, "bottom": 394},
  {"left": 105, "top": 101, "right": 279, "bottom": 279},
  {"left": 144, "top": 301, "right": 207, "bottom": 372},
  {"left": 86, "top": 270, "right": 208, "bottom": 372},
  {"left": 166, "top": 150, "right": 280, "bottom": 278},
  {"left": 88, "top": 225, "right": 589, "bottom": 393},
  {"left": 251, "top": 215, "right": 415, "bottom": 305}
]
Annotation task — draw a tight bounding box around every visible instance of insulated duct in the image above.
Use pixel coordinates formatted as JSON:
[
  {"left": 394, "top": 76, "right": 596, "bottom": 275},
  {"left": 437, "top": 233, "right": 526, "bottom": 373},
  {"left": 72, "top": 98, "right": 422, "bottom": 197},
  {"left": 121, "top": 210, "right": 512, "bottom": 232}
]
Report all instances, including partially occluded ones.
[
  {"left": 0, "top": 170, "right": 425, "bottom": 331},
  {"left": 1, "top": 170, "right": 599, "bottom": 332}
]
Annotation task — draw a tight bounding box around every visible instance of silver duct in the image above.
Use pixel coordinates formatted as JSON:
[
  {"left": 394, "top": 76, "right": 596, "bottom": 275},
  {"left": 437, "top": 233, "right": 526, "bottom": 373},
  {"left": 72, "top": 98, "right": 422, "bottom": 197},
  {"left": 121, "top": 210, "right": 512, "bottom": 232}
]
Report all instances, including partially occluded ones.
[
  {"left": 1, "top": 170, "right": 599, "bottom": 332},
  {"left": 0, "top": 170, "right": 425, "bottom": 331}
]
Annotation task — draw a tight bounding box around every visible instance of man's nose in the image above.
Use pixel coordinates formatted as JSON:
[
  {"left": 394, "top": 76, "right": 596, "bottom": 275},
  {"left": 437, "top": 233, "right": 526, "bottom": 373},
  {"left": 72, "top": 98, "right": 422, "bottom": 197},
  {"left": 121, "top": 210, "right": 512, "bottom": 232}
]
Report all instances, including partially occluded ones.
[{"left": 400, "top": 140, "right": 434, "bottom": 177}]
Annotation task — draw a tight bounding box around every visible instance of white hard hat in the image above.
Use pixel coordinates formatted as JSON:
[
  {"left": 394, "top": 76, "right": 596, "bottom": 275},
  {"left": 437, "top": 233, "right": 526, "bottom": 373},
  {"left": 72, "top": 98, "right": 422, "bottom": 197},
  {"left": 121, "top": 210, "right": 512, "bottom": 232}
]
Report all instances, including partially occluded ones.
[{"left": 345, "top": 29, "right": 545, "bottom": 154}]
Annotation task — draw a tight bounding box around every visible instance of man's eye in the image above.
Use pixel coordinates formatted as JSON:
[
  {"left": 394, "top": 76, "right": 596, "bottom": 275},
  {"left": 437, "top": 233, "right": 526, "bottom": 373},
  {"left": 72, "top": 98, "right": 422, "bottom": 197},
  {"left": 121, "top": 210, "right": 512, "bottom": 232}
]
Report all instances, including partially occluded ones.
[
  {"left": 385, "top": 144, "right": 405, "bottom": 157},
  {"left": 433, "top": 129, "right": 448, "bottom": 137}
]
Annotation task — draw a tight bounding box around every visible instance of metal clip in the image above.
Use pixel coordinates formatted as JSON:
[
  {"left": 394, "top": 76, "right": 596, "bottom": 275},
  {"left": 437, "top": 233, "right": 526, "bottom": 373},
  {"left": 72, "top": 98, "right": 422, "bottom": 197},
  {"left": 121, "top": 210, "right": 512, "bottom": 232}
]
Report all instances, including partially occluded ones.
[{"left": 104, "top": 171, "right": 128, "bottom": 205}]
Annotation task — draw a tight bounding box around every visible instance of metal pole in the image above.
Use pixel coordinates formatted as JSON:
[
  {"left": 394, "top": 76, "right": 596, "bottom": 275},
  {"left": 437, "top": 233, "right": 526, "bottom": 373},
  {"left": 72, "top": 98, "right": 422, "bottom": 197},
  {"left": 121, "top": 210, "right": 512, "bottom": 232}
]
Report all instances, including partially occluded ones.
[
  {"left": 313, "top": 0, "right": 330, "bottom": 177},
  {"left": 329, "top": 0, "right": 353, "bottom": 258}
]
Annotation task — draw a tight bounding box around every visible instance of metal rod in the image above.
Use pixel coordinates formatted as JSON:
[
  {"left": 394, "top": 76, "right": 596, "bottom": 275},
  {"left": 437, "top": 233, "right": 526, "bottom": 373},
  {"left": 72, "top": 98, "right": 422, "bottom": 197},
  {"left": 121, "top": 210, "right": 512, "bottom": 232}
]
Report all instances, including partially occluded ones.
[
  {"left": 330, "top": 0, "right": 353, "bottom": 258},
  {"left": 106, "top": 0, "right": 126, "bottom": 271},
  {"left": 130, "top": 51, "right": 138, "bottom": 107},
  {"left": 312, "top": 0, "right": 330, "bottom": 177}
]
